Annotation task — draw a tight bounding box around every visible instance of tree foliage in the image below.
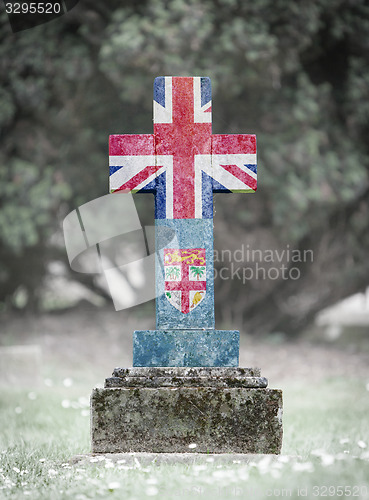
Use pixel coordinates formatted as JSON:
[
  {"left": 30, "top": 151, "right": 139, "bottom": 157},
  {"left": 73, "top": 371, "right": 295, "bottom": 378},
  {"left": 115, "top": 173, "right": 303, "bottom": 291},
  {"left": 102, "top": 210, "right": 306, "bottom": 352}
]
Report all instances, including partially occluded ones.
[{"left": 0, "top": 0, "right": 369, "bottom": 332}]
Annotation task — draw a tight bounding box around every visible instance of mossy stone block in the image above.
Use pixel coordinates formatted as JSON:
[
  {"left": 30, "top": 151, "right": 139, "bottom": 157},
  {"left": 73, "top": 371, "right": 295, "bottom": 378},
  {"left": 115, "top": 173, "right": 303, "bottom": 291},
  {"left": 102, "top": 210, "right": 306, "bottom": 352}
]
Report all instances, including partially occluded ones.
[{"left": 91, "top": 386, "right": 283, "bottom": 454}]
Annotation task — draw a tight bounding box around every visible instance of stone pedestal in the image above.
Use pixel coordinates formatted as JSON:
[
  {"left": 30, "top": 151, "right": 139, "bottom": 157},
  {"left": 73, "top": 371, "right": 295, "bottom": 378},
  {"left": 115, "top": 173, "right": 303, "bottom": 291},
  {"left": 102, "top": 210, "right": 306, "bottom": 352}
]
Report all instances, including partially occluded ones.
[
  {"left": 133, "top": 330, "right": 239, "bottom": 367},
  {"left": 91, "top": 368, "right": 283, "bottom": 454}
]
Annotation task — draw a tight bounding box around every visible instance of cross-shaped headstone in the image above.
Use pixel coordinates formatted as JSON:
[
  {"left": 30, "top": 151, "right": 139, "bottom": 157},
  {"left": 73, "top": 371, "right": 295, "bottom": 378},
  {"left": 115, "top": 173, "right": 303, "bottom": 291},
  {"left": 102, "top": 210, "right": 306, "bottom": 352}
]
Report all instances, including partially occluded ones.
[{"left": 109, "top": 76, "right": 257, "bottom": 367}]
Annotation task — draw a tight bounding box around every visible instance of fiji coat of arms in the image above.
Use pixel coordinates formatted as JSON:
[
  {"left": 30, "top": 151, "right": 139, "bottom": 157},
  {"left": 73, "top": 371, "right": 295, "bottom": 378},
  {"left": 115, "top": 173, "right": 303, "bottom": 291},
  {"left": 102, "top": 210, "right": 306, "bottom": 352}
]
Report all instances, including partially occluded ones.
[{"left": 164, "top": 248, "right": 206, "bottom": 314}]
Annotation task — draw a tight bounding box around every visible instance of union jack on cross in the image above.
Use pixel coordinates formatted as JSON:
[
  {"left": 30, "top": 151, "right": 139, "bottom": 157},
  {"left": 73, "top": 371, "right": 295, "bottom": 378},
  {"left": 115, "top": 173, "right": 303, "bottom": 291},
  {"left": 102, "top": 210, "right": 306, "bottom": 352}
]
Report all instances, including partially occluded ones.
[
  {"left": 109, "top": 77, "right": 257, "bottom": 366},
  {"left": 110, "top": 77, "right": 257, "bottom": 219}
]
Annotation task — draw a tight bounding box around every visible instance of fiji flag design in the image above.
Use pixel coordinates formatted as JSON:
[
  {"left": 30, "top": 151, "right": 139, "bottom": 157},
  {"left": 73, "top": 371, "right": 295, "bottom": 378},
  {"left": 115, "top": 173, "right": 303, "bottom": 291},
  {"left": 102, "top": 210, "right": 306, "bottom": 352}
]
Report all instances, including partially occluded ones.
[
  {"left": 164, "top": 248, "right": 206, "bottom": 314},
  {"left": 109, "top": 76, "right": 257, "bottom": 220}
]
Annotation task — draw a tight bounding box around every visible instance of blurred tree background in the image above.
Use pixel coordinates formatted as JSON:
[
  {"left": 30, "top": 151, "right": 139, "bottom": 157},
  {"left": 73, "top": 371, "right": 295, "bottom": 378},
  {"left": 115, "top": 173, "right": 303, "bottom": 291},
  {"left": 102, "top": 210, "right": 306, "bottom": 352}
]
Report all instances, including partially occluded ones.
[{"left": 0, "top": 0, "right": 368, "bottom": 335}]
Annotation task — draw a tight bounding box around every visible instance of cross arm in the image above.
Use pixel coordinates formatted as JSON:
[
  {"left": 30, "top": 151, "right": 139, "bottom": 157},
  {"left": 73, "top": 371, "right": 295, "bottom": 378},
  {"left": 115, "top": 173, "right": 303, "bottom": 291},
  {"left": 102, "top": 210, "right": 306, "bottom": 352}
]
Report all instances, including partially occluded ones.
[
  {"left": 109, "top": 134, "right": 158, "bottom": 193},
  {"left": 211, "top": 134, "right": 257, "bottom": 193}
]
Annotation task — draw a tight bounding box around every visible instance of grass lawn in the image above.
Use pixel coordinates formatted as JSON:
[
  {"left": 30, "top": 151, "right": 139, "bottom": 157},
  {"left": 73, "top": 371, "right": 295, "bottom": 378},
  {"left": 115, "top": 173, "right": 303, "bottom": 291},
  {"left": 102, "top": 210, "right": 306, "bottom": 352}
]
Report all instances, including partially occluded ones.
[{"left": 1, "top": 376, "right": 369, "bottom": 499}]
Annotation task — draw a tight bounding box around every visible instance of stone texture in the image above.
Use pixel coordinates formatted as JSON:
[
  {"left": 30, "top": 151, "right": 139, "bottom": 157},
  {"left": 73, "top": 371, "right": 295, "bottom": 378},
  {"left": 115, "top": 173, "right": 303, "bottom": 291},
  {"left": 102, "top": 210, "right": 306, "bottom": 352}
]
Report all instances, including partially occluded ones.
[
  {"left": 133, "top": 330, "right": 239, "bottom": 367},
  {"left": 105, "top": 366, "right": 267, "bottom": 388},
  {"left": 112, "top": 367, "right": 261, "bottom": 377},
  {"left": 91, "top": 385, "right": 283, "bottom": 454},
  {"left": 105, "top": 376, "right": 268, "bottom": 388}
]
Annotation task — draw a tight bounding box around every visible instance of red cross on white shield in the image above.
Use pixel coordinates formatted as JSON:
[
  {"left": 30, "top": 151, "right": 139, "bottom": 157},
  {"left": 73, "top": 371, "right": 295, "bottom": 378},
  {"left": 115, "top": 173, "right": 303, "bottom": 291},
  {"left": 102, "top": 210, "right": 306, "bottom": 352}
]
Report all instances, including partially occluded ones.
[{"left": 164, "top": 248, "right": 206, "bottom": 314}]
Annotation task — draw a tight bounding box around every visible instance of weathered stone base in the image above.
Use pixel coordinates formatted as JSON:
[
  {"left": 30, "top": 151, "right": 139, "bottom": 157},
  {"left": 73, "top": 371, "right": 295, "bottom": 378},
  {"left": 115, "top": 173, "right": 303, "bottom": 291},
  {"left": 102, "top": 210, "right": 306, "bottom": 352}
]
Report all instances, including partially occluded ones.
[
  {"left": 133, "top": 330, "right": 239, "bottom": 366},
  {"left": 91, "top": 368, "right": 283, "bottom": 454}
]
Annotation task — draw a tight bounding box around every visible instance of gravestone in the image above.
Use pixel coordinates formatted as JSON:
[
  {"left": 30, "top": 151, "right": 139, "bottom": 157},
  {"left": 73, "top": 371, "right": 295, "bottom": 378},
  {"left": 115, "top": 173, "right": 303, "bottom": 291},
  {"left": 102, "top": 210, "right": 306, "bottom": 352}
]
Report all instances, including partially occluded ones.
[{"left": 91, "top": 77, "right": 283, "bottom": 453}]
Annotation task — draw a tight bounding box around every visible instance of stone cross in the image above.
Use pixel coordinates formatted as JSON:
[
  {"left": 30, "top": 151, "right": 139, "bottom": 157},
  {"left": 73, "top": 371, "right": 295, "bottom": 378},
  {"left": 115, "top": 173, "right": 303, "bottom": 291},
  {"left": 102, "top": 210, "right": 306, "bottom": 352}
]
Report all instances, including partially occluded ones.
[
  {"left": 91, "top": 77, "right": 282, "bottom": 455},
  {"left": 109, "top": 77, "right": 257, "bottom": 367}
]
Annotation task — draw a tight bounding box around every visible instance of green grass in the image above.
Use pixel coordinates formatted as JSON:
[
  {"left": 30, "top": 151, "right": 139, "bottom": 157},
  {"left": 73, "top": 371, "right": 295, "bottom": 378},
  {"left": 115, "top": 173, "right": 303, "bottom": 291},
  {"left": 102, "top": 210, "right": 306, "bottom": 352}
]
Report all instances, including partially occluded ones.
[{"left": 0, "top": 378, "right": 369, "bottom": 499}]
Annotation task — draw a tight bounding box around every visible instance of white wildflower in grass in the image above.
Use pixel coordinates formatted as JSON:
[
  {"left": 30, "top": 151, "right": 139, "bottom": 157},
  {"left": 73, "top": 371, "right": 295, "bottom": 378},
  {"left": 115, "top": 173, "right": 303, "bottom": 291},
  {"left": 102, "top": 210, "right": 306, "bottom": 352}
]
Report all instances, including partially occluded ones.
[
  {"left": 27, "top": 392, "right": 37, "bottom": 400},
  {"left": 117, "top": 465, "right": 130, "bottom": 470},
  {"left": 311, "top": 448, "right": 325, "bottom": 457},
  {"left": 336, "top": 453, "right": 349, "bottom": 460},
  {"left": 270, "top": 468, "right": 281, "bottom": 479},
  {"left": 146, "top": 486, "right": 159, "bottom": 496},
  {"left": 358, "top": 440, "right": 367, "bottom": 449},
  {"left": 193, "top": 464, "right": 207, "bottom": 472},
  {"left": 104, "top": 461, "right": 114, "bottom": 469},
  {"left": 212, "top": 469, "right": 235, "bottom": 480},
  {"left": 39, "top": 459, "right": 46, "bottom": 463},
  {"left": 63, "top": 378, "right": 73, "bottom": 387},
  {"left": 238, "top": 467, "right": 249, "bottom": 481},
  {"left": 188, "top": 443, "right": 197, "bottom": 449},
  {"left": 199, "top": 474, "right": 212, "bottom": 485},
  {"left": 255, "top": 455, "right": 272, "bottom": 474},
  {"left": 13, "top": 467, "right": 20, "bottom": 473},
  {"left": 339, "top": 437, "right": 349, "bottom": 444},
  {"left": 292, "top": 462, "right": 314, "bottom": 472},
  {"left": 90, "top": 458, "right": 99, "bottom": 463},
  {"left": 78, "top": 396, "right": 89, "bottom": 407},
  {"left": 116, "top": 459, "right": 126, "bottom": 464},
  {"left": 61, "top": 400, "right": 70, "bottom": 409},
  {"left": 48, "top": 469, "right": 58, "bottom": 477},
  {"left": 4, "top": 477, "right": 15, "bottom": 488},
  {"left": 320, "top": 454, "right": 335, "bottom": 467},
  {"left": 272, "top": 461, "right": 283, "bottom": 470},
  {"left": 108, "top": 481, "right": 121, "bottom": 491},
  {"left": 15, "top": 407, "right": 22, "bottom": 414}
]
